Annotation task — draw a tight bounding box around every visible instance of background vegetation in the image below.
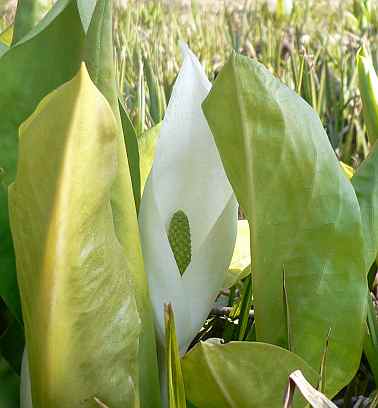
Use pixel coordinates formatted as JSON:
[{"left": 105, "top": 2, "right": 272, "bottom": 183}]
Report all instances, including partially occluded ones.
[{"left": 2, "top": 0, "right": 378, "bottom": 165}]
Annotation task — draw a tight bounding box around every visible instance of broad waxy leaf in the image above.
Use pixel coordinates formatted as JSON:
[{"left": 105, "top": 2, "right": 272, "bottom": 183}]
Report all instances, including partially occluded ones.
[
  {"left": 203, "top": 53, "right": 367, "bottom": 395},
  {"left": 357, "top": 48, "right": 378, "bottom": 145},
  {"left": 0, "top": 1, "right": 160, "bottom": 404},
  {"left": 0, "top": 0, "right": 83, "bottom": 324},
  {"left": 182, "top": 341, "right": 318, "bottom": 408},
  {"left": 9, "top": 65, "right": 141, "bottom": 407}
]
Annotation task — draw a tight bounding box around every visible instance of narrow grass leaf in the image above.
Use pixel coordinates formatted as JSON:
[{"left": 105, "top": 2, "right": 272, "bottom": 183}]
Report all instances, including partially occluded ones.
[{"left": 165, "top": 304, "right": 186, "bottom": 408}]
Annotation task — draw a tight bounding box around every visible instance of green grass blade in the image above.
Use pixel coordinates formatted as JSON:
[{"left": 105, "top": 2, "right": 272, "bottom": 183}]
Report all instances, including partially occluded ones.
[{"left": 165, "top": 304, "right": 186, "bottom": 408}]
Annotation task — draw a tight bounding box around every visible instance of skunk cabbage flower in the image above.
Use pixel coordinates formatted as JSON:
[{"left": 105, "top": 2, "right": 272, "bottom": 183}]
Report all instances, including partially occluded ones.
[
  {"left": 139, "top": 45, "right": 238, "bottom": 354},
  {"left": 267, "top": 0, "right": 293, "bottom": 16}
]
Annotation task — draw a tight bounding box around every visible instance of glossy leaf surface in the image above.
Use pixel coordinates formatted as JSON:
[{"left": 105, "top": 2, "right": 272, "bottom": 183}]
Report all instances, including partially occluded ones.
[
  {"left": 0, "top": 0, "right": 84, "bottom": 323},
  {"left": 10, "top": 66, "right": 141, "bottom": 407},
  {"left": 203, "top": 53, "right": 367, "bottom": 395},
  {"left": 182, "top": 341, "right": 318, "bottom": 408}
]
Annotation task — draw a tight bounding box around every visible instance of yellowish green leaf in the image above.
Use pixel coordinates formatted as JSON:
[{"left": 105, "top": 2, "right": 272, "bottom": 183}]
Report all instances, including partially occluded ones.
[
  {"left": 182, "top": 341, "right": 318, "bottom": 408},
  {"left": 9, "top": 65, "right": 141, "bottom": 407}
]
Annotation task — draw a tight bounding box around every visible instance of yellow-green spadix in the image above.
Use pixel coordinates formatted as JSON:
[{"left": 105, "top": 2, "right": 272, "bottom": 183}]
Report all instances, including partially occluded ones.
[{"left": 138, "top": 44, "right": 238, "bottom": 354}]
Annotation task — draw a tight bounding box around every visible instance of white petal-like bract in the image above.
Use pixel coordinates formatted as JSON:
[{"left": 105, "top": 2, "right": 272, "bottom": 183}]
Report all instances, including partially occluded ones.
[{"left": 139, "top": 45, "right": 238, "bottom": 354}]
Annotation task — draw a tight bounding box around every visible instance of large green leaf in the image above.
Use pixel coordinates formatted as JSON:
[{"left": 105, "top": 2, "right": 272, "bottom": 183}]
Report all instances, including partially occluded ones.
[
  {"left": 12, "top": 0, "right": 51, "bottom": 45},
  {"left": 9, "top": 65, "right": 141, "bottom": 407},
  {"left": 0, "top": 0, "right": 160, "bottom": 404},
  {"left": 83, "top": 3, "right": 161, "bottom": 403},
  {"left": 0, "top": 0, "right": 83, "bottom": 324},
  {"left": 0, "top": 356, "right": 19, "bottom": 407},
  {"left": 182, "top": 341, "right": 318, "bottom": 408},
  {"left": 203, "top": 53, "right": 367, "bottom": 395}
]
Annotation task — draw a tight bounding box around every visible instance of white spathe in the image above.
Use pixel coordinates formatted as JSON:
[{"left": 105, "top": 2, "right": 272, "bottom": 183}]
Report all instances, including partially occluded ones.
[
  {"left": 138, "top": 44, "right": 238, "bottom": 355},
  {"left": 267, "top": 0, "right": 293, "bottom": 15}
]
